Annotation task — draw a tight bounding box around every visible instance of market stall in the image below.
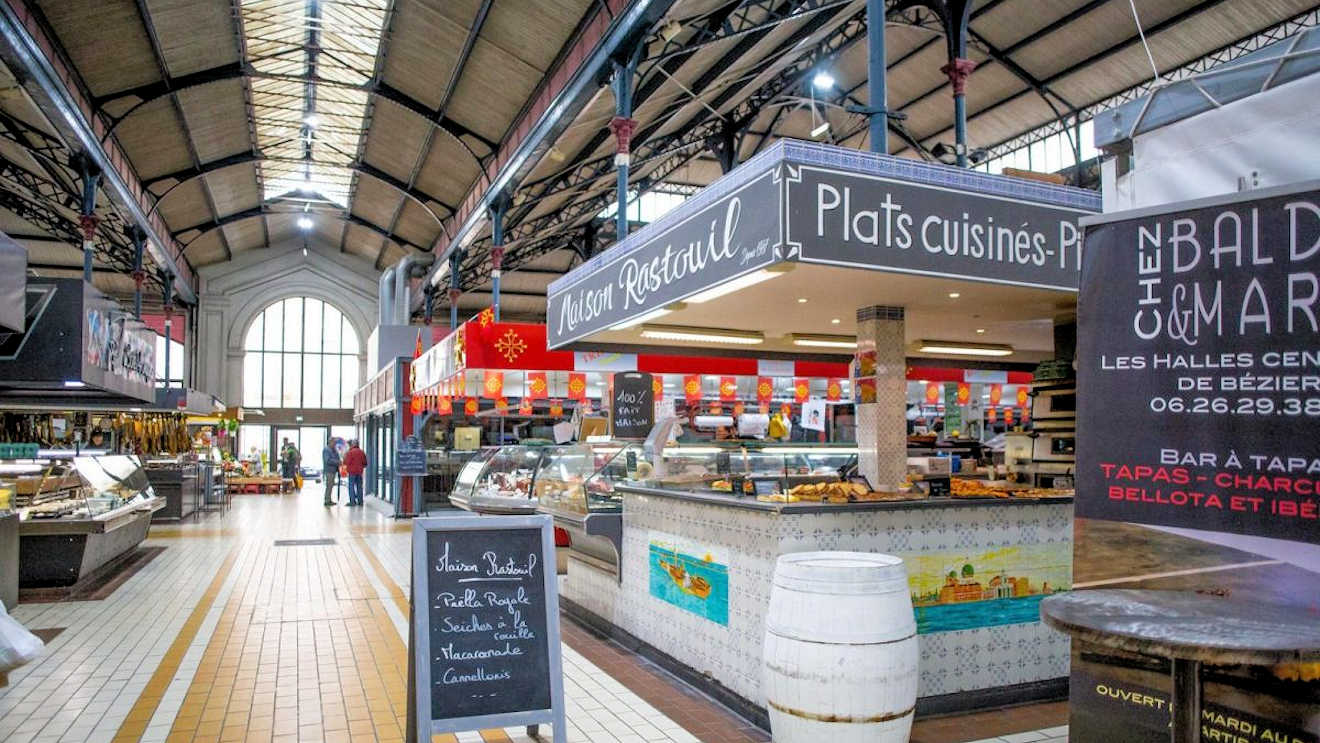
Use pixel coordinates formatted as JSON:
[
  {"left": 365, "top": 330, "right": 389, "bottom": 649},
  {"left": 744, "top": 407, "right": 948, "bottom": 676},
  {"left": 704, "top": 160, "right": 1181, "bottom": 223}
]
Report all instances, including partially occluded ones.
[{"left": 544, "top": 140, "right": 1098, "bottom": 718}]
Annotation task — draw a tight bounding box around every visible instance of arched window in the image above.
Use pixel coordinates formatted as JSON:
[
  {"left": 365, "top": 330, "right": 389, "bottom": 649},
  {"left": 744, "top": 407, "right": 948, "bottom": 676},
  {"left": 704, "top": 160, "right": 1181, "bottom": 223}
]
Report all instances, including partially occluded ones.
[{"left": 241, "top": 298, "right": 360, "bottom": 408}]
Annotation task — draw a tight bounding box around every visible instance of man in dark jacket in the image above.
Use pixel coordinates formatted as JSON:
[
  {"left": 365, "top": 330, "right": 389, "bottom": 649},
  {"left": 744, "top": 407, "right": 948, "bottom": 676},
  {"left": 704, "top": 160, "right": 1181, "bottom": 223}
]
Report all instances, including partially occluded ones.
[
  {"left": 322, "top": 438, "right": 341, "bottom": 506},
  {"left": 343, "top": 440, "right": 368, "bottom": 506}
]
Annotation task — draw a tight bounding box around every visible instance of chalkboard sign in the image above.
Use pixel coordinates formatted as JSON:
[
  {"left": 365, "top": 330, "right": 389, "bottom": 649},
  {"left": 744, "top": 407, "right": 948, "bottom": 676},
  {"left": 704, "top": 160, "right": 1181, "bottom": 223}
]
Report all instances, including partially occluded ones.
[
  {"left": 410, "top": 515, "right": 565, "bottom": 741},
  {"left": 611, "top": 372, "right": 654, "bottom": 439},
  {"left": 398, "top": 435, "right": 427, "bottom": 476}
]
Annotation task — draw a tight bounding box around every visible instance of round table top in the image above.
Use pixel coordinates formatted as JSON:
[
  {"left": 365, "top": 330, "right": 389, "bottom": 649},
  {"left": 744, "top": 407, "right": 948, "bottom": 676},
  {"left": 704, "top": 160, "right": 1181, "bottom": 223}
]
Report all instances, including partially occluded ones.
[{"left": 1040, "top": 589, "right": 1320, "bottom": 666}]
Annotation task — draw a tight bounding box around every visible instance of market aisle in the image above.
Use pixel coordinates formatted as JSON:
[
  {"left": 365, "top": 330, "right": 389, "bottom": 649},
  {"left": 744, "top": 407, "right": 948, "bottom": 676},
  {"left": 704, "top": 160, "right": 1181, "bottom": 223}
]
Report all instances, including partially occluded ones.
[{"left": 1, "top": 486, "right": 1069, "bottom": 743}]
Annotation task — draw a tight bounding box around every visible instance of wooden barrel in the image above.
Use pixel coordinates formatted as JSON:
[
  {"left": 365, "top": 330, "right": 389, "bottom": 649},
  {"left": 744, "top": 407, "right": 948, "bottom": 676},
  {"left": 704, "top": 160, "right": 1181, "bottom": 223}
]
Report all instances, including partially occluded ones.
[{"left": 763, "top": 551, "right": 918, "bottom": 743}]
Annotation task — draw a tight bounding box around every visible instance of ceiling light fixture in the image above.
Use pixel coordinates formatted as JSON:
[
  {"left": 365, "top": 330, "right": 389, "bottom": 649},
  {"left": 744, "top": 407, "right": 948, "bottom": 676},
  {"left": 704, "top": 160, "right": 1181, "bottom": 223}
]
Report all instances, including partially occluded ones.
[
  {"left": 918, "top": 340, "right": 1013, "bottom": 357},
  {"left": 948, "top": 292, "right": 960, "bottom": 298},
  {"left": 976, "top": 328, "right": 986, "bottom": 334},
  {"left": 797, "top": 297, "right": 807, "bottom": 303},
  {"left": 830, "top": 317, "right": 840, "bottom": 324},
  {"left": 684, "top": 265, "right": 792, "bottom": 304},
  {"left": 812, "top": 71, "right": 835, "bottom": 89},
  {"left": 302, "top": 246, "right": 308, "bottom": 257},
  {"left": 303, "top": 114, "right": 319, "bottom": 128},
  {"left": 297, "top": 216, "right": 313, "bottom": 230},
  {"left": 810, "top": 121, "right": 831, "bottom": 139},
  {"left": 790, "top": 333, "right": 857, "bottom": 349},
  {"left": 610, "top": 303, "right": 686, "bottom": 331},
  {"left": 640, "top": 324, "right": 764, "bottom": 345},
  {"left": 62, "top": 380, "right": 86, "bottom": 388}
]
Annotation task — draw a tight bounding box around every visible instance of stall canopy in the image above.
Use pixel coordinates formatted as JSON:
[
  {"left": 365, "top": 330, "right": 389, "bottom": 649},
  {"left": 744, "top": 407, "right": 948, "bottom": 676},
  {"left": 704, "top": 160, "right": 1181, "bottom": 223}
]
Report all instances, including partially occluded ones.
[
  {"left": 547, "top": 140, "right": 1100, "bottom": 361},
  {"left": 0, "top": 278, "right": 156, "bottom": 405},
  {"left": 0, "top": 231, "right": 25, "bottom": 333}
]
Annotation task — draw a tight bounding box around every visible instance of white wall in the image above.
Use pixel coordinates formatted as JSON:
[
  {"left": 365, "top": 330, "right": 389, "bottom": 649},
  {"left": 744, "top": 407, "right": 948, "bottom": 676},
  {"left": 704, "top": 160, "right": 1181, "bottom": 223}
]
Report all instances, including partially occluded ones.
[
  {"left": 1102, "top": 73, "right": 1320, "bottom": 212},
  {"left": 194, "top": 241, "right": 378, "bottom": 407}
]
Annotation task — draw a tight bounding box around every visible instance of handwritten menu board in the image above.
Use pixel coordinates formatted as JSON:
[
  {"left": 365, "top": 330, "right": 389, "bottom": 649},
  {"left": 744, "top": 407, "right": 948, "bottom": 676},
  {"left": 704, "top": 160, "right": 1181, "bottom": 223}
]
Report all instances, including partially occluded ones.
[
  {"left": 410, "top": 515, "right": 564, "bottom": 739},
  {"left": 611, "top": 372, "right": 654, "bottom": 439}
]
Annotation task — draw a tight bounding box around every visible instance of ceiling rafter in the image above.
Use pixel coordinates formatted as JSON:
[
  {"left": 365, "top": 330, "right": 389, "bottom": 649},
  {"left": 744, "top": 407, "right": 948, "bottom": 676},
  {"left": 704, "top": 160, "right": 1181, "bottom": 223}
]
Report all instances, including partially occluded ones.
[
  {"left": 130, "top": 0, "right": 234, "bottom": 263},
  {"left": 339, "top": 0, "right": 398, "bottom": 255},
  {"left": 170, "top": 204, "right": 428, "bottom": 254},
  {"left": 141, "top": 151, "right": 454, "bottom": 224},
  {"left": 95, "top": 64, "right": 497, "bottom": 156},
  {"left": 372, "top": 0, "right": 492, "bottom": 271}
]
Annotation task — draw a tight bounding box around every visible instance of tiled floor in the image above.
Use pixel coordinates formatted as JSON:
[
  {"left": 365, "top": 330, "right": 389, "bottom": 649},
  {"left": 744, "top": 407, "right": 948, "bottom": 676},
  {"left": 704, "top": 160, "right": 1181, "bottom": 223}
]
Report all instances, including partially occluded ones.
[{"left": 0, "top": 486, "right": 1069, "bottom": 742}]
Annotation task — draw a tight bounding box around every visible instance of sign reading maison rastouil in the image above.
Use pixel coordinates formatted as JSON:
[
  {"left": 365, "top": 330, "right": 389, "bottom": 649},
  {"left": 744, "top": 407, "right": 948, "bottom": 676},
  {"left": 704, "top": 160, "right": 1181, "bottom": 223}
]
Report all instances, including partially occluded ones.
[{"left": 546, "top": 141, "right": 1099, "bottom": 348}]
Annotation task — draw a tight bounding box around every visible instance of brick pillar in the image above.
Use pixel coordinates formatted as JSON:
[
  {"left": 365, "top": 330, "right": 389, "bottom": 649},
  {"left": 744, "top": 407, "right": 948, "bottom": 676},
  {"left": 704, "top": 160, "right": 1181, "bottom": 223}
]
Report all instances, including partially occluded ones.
[{"left": 856, "top": 305, "right": 907, "bottom": 489}]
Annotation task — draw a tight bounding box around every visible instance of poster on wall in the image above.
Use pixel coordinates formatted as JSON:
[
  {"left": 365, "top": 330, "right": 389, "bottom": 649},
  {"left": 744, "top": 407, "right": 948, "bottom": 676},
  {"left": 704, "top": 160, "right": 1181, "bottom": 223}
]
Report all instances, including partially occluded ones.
[
  {"left": 647, "top": 532, "right": 729, "bottom": 626},
  {"left": 1077, "top": 185, "right": 1320, "bottom": 544},
  {"left": 1073, "top": 183, "right": 1320, "bottom": 742},
  {"left": 800, "top": 399, "right": 826, "bottom": 432}
]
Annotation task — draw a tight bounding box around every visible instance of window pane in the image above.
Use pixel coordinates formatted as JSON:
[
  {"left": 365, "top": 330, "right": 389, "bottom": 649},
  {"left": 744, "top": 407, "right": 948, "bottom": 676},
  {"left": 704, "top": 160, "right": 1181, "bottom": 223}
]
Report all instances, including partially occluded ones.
[
  {"left": 323, "top": 306, "right": 342, "bottom": 353},
  {"left": 284, "top": 298, "right": 303, "bottom": 352},
  {"left": 340, "top": 356, "right": 359, "bottom": 409},
  {"left": 341, "top": 316, "right": 359, "bottom": 354},
  {"left": 264, "top": 304, "right": 281, "bottom": 350},
  {"left": 303, "top": 355, "right": 322, "bottom": 410},
  {"left": 244, "top": 315, "right": 263, "bottom": 351},
  {"left": 323, "top": 352, "right": 340, "bottom": 409},
  {"left": 155, "top": 335, "right": 167, "bottom": 384},
  {"left": 170, "top": 340, "right": 185, "bottom": 383},
  {"left": 304, "top": 299, "right": 323, "bottom": 354},
  {"left": 243, "top": 353, "right": 262, "bottom": 406},
  {"left": 282, "top": 352, "right": 301, "bottom": 407},
  {"left": 263, "top": 353, "right": 282, "bottom": 407}
]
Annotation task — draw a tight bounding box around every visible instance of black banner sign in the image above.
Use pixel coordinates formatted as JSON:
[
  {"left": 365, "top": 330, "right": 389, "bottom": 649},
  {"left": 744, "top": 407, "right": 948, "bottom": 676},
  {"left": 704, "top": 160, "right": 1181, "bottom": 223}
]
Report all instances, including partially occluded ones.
[
  {"left": 546, "top": 167, "right": 781, "bottom": 347},
  {"left": 611, "top": 372, "right": 654, "bottom": 439},
  {"left": 783, "top": 164, "right": 1088, "bottom": 290},
  {"left": 1069, "top": 664, "right": 1318, "bottom": 743},
  {"left": 410, "top": 515, "right": 564, "bottom": 739},
  {"left": 1077, "top": 185, "right": 1320, "bottom": 543}
]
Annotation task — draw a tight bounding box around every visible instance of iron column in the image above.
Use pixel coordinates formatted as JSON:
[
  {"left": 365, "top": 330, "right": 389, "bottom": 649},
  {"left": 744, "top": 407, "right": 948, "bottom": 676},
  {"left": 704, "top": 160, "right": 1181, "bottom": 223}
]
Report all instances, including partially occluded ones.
[
  {"left": 78, "top": 157, "right": 101, "bottom": 283},
  {"left": 489, "top": 195, "right": 508, "bottom": 322},
  {"left": 448, "top": 250, "right": 462, "bottom": 331},
  {"left": 129, "top": 227, "right": 146, "bottom": 319},
  {"left": 610, "top": 51, "right": 640, "bottom": 241},
  {"left": 867, "top": 0, "right": 887, "bottom": 154}
]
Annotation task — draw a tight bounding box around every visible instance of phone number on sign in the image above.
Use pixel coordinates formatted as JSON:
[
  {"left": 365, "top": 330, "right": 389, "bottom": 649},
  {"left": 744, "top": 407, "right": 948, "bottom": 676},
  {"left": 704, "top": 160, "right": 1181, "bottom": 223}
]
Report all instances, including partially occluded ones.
[{"left": 1148, "top": 397, "right": 1320, "bottom": 415}]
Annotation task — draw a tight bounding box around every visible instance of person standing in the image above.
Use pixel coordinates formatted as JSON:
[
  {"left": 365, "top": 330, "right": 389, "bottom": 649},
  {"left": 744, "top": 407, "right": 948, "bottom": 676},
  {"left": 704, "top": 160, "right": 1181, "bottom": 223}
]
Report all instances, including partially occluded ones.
[
  {"left": 322, "top": 437, "right": 341, "bottom": 506},
  {"left": 343, "top": 439, "right": 367, "bottom": 506}
]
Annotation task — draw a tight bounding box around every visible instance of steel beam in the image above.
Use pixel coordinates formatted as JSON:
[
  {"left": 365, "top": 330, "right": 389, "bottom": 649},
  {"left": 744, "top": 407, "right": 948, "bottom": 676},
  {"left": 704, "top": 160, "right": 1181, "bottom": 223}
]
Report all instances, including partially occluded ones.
[{"left": 0, "top": 0, "right": 197, "bottom": 302}]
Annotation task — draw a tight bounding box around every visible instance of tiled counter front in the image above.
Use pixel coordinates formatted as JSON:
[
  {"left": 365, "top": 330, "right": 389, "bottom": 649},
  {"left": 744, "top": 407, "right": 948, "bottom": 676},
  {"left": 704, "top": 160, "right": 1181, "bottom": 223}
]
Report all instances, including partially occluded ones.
[{"left": 563, "top": 490, "right": 1074, "bottom": 707}]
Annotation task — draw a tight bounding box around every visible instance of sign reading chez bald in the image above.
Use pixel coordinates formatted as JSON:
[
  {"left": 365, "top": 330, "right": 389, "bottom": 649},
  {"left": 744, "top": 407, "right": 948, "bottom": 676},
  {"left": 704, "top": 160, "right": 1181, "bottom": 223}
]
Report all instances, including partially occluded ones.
[{"left": 546, "top": 143, "right": 1099, "bottom": 348}]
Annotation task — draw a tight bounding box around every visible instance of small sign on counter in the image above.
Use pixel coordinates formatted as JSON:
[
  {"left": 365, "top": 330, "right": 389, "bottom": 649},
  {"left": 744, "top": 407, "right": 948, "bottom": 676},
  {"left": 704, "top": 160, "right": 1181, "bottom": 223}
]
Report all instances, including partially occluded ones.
[{"left": 610, "top": 372, "right": 654, "bottom": 440}]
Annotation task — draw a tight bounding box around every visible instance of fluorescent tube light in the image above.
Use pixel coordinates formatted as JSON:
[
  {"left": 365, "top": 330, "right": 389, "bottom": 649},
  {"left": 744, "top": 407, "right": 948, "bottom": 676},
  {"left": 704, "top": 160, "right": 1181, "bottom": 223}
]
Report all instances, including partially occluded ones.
[
  {"left": 790, "top": 333, "right": 856, "bottom": 349},
  {"left": 63, "top": 380, "right": 86, "bottom": 388},
  {"left": 684, "top": 265, "right": 792, "bottom": 304},
  {"left": 610, "top": 303, "right": 685, "bottom": 331},
  {"left": 811, "top": 121, "right": 830, "bottom": 138},
  {"left": 918, "top": 340, "right": 1013, "bottom": 357},
  {"left": 640, "top": 324, "right": 763, "bottom": 345}
]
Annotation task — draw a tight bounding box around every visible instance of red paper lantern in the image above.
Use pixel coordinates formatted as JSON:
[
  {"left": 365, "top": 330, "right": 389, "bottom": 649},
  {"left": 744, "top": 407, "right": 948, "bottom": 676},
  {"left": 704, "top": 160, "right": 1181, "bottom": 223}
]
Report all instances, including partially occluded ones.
[
  {"left": 683, "top": 375, "right": 701, "bottom": 403},
  {"left": 719, "top": 376, "right": 737, "bottom": 402},
  {"left": 568, "top": 373, "right": 587, "bottom": 401},
  {"left": 527, "top": 372, "right": 548, "bottom": 400},
  {"left": 549, "top": 400, "right": 564, "bottom": 417},
  {"left": 1016, "top": 386, "right": 1030, "bottom": 407},
  {"left": 494, "top": 398, "right": 509, "bottom": 415},
  {"left": 518, "top": 398, "right": 533, "bottom": 415}
]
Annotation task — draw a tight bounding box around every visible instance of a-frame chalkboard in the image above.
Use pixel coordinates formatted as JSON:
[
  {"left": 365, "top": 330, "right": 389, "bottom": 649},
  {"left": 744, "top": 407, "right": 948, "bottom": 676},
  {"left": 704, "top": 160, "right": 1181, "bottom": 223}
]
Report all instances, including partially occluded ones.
[{"left": 408, "top": 514, "right": 566, "bottom": 742}]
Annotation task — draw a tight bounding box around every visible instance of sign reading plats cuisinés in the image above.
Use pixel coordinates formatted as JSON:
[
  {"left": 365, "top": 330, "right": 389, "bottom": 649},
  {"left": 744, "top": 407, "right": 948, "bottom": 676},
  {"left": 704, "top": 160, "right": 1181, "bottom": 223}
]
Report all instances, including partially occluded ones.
[{"left": 1077, "top": 184, "right": 1320, "bottom": 543}]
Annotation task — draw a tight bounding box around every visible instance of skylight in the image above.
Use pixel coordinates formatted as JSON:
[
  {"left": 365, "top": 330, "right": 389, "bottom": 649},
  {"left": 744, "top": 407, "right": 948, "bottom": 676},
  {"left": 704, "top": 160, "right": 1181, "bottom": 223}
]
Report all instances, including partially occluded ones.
[{"left": 238, "top": 0, "right": 389, "bottom": 209}]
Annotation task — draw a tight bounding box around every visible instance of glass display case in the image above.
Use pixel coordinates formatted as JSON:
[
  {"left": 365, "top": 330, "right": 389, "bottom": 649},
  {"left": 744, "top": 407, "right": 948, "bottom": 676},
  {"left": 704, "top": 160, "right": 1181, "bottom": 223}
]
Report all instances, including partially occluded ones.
[
  {"left": 448, "top": 446, "right": 547, "bottom": 514},
  {"left": 648, "top": 444, "right": 858, "bottom": 492},
  {"left": 0, "top": 455, "right": 164, "bottom": 588},
  {"left": 534, "top": 443, "right": 642, "bottom": 576}
]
